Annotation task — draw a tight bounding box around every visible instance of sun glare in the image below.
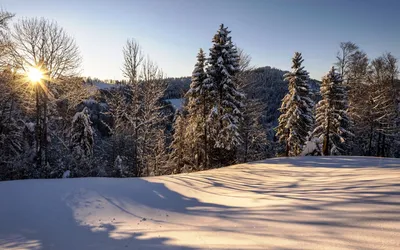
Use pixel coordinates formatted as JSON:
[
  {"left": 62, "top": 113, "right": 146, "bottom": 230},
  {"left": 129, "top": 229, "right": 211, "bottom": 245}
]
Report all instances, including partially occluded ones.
[{"left": 28, "top": 67, "right": 43, "bottom": 84}]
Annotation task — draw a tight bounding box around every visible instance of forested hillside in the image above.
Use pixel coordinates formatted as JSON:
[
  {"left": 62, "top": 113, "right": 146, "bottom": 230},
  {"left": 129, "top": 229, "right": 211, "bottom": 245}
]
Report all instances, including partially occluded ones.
[{"left": 0, "top": 9, "right": 399, "bottom": 181}]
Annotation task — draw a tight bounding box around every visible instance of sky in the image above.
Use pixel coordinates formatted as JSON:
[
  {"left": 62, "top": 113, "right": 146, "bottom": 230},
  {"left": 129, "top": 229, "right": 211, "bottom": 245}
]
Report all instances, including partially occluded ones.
[{"left": 2, "top": 0, "right": 400, "bottom": 80}]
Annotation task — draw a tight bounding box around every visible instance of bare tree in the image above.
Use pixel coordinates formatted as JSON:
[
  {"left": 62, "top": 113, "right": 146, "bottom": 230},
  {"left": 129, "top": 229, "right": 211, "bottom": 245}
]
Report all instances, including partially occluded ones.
[
  {"left": 139, "top": 57, "right": 168, "bottom": 176},
  {"left": 235, "top": 48, "right": 269, "bottom": 162},
  {"left": 369, "top": 53, "right": 399, "bottom": 156},
  {"left": 6, "top": 17, "right": 82, "bottom": 173},
  {"left": 0, "top": 9, "right": 14, "bottom": 68},
  {"left": 108, "top": 55, "right": 167, "bottom": 177},
  {"left": 237, "top": 47, "right": 252, "bottom": 73},
  {"left": 10, "top": 17, "right": 81, "bottom": 78},
  {"left": 345, "top": 50, "right": 371, "bottom": 154},
  {"left": 335, "top": 41, "right": 359, "bottom": 80},
  {"left": 122, "top": 39, "right": 144, "bottom": 84}
]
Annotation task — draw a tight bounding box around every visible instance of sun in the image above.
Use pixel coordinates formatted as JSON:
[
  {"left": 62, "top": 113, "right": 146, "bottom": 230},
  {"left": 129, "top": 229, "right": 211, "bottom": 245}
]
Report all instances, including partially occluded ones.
[{"left": 28, "top": 67, "right": 44, "bottom": 84}]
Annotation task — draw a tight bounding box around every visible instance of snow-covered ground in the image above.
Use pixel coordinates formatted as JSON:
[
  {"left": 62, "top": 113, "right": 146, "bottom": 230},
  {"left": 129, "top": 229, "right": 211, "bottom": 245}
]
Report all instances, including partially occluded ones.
[
  {"left": 93, "top": 81, "right": 116, "bottom": 90},
  {"left": 1, "top": 157, "right": 399, "bottom": 250}
]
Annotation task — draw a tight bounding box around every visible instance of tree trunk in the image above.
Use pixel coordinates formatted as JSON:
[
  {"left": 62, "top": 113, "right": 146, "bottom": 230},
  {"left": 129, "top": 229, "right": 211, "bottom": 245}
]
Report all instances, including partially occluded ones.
[
  {"left": 43, "top": 85, "right": 48, "bottom": 170},
  {"left": 323, "top": 118, "right": 330, "bottom": 156},
  {"left": 203, "top": 95, "right": 208, "bottom": 170},
  {"left": 244, "top": 131, "right": 248, "bottom": 162},
  {"left": 377, "top": 131, "right": 382, "bottom": 157},
  {"left": 367, "top": 122, "right": 373, "bottom": 156},
  {"left": 285, "top": 130, "right": 290, "bottom": 157},
  {"left": 35, "top": 84, "right": 42, "bottom": 172}
]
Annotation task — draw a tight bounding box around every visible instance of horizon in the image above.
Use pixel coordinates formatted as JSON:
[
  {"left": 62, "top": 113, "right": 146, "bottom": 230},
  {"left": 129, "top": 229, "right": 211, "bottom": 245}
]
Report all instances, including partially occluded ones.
[{"left": 2, "top": 0, "right": 400, "bottom": 80}]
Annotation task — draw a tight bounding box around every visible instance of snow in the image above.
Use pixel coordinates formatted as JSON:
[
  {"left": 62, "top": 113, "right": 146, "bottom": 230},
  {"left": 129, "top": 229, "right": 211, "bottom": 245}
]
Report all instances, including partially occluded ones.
[
  {"left": 167, "top": 98, "right": 184, "bottom": 110},
  {"left": 93, "top": 82, "right": 116, "bottom": 90},
  {"left": 0, "top": 156, "right": 399, "bottom": 249},
  {"left": 62, "top": 170, "right": 71, "bottom": 178},
  {"left": 85, "top": 82, "right": 116, "bottom": 94}
]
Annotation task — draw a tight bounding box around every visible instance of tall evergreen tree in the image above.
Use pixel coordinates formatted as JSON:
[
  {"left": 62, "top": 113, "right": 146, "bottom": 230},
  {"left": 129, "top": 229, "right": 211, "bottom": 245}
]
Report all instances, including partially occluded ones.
[
  {"left": 185, "top": 48, "right": 210, "bottom": 169},
  {"left": 204, "top": 24, "right": 244, "bottom": 165},
  {"left": 313, "top": 67, "right": 351, "bottom": 155},
  {"left": 169, "top": 110, "right": 188, "bottom": 173},
  {"left": 276, "top": 52, "right": 314, "bottom": 156}
]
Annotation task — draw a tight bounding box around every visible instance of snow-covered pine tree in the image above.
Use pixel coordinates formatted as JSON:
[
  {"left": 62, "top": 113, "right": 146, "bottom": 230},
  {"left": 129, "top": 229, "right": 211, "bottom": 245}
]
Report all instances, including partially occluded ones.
[
  {"left": 70, "top": 107, "right": 94, "bottom": 176},
  {"left": 185, "top": 48, "right": 210, "bottom": 169},
  {"left": 204, "top": 24, "right": 244, "bottom": 166},
  {"left": 169, "top": 110, "right": 188, "bottom": 173},
  {"left": 276, "top": 52, "right": 314, "bottom": 156},
  {"left": 313, "top": 66, "right": 351, "bottom": 155}
]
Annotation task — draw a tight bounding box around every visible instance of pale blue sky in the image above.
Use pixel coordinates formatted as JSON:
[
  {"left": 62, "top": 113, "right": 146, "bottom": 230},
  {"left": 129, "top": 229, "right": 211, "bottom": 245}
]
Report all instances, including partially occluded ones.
[{"left": 2, "top": 0, "right": 399, "bottom": 80}]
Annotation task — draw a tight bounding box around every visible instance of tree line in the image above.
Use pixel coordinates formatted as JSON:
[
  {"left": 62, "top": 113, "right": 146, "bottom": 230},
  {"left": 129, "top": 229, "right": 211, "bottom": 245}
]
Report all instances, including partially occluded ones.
[
  {"left": 277, "top": 42, "right": 399, "bottom": 158},
  {"left": 0, "top": 10, "right": 399, "bottom": 181}
]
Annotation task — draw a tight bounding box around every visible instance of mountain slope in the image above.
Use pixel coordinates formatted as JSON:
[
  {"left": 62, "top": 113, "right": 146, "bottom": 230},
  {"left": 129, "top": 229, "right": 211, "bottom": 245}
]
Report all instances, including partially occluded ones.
[{"left": 0, "top": 157, "right": 399, "bottom": 249}]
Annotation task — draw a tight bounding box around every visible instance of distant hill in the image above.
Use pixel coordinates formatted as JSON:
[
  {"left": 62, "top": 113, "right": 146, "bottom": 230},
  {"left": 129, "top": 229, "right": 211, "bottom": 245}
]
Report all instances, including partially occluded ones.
[
  {"left": 164, "top": 66, "right": 321, "bottom": 137},
  {"left": 86, "top": 66, "right": 321, "bottom": 138},
  {"left": 164, "top": 66, "right": 320, "bottom": 100},
  {"left": 164, "top": 77, "right": 191, "bottom": 99}
]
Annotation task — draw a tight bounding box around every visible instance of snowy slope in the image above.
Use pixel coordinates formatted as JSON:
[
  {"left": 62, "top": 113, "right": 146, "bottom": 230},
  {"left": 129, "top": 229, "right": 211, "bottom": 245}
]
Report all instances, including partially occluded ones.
[{"left": 0, "top": 157, "right": 400, "bottom": 250}]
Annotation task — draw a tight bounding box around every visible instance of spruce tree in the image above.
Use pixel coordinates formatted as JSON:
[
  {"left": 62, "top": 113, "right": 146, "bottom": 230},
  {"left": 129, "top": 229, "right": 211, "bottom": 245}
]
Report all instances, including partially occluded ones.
[
  {"left": 169, "top": 110, "right": 188, "bottom": 172},
  {"left": 276, "top": 52, "right": 314, "bottom": 156},
  {"left": 313, "top": 67, "right": 351, "bottom": 155},
  {"left": 204, "top": 24, "right": 244, "bottom": 165},
  {"left": 185, "top": 48, "right": 209, "bottom": 169}
]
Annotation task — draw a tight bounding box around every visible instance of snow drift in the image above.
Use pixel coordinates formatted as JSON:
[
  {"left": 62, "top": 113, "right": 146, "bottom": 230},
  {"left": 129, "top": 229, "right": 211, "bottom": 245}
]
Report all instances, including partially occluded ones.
[{"left": 0, "top": 156, "right": 399, "bottom": 249}]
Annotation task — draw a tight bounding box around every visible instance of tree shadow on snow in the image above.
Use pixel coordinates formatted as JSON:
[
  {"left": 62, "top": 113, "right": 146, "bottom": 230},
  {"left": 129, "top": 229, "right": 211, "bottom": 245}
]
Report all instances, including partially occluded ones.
[
  {"left": 0, "top": 156, "right": 399, "bottom": 249},
  {"left": 0, "top": 178, "right": 222, "bottom": 250},
  {"left": 256, "top": 155, "right": 400, "bottom": 169}
]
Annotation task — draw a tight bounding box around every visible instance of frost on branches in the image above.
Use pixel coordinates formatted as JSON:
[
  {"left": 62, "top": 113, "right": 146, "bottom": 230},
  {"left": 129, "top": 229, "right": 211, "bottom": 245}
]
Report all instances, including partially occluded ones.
[
  {"left": 313, "top": 67, "right": 351, "bottom": 155},
  {"left": 70, "top": 107, "right": 94, "bottom": 176},
  {"left": 185, "top": 48, "right": 210, "bottom": 169},
  {"left": 204, "top": 24, "right": 244, "bottom": 156},
  {"left": 276, "top": 52, "right": 314, "bottom": 156},
  {"left": 169, "top": 110, "right": 188, "bottom": 172}
]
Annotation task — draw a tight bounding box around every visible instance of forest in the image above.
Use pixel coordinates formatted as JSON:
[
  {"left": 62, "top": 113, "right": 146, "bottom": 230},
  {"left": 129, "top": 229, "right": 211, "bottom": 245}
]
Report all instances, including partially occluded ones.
[{"left": 0, "top": 10, "right": 399, "bottom": 181}]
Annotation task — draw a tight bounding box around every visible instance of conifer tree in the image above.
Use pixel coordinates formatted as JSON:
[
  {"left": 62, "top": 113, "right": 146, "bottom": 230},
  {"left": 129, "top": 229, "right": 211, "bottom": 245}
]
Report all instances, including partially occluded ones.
[
  {"left": 313, "top": 67, "right": 351, "bottom": 155},
  {"left": 204, "top": 24, "right": 244, "bottom": 165},
  {"left": 276, "top": 52, "right": 314, "bottom": 156},
  {"left": 169, "top": 111, "right": 188, "bottom": 172},
  {"left": 185, "top": 48, "right": 210, "bottom": 169}
]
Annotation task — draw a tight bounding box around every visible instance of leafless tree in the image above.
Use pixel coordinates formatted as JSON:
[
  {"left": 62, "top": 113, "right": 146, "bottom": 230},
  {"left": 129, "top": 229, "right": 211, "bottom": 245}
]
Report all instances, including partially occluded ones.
[
  {"left": 369, "top": 53, "right": 399, "bottom": 156},
  {"left": 122, "top": 39, "right": 144, "bottom": 84},
  {"left": 5, "top": 17, "right": 83, "bottom": 173},
  {"left": 108, "top": 55, "right": 168, "bottom": 177},
  {"left": 236, "top": 47, "right": 255, "bottom": 90},
  {"left": 335, "top": 41, "right": 359, "bottom": 81},
  {"left": 235, "top": 48, "right": 268, "bottom": 163},
  {"left": 139, "top": 57, "right": 168, "bottom": 176},
  {"left": 0, "top": 9, "right": 14, "bottom": 68},
  {"left": 9, "top": 17, "right": 81, "bottom": 79}
]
